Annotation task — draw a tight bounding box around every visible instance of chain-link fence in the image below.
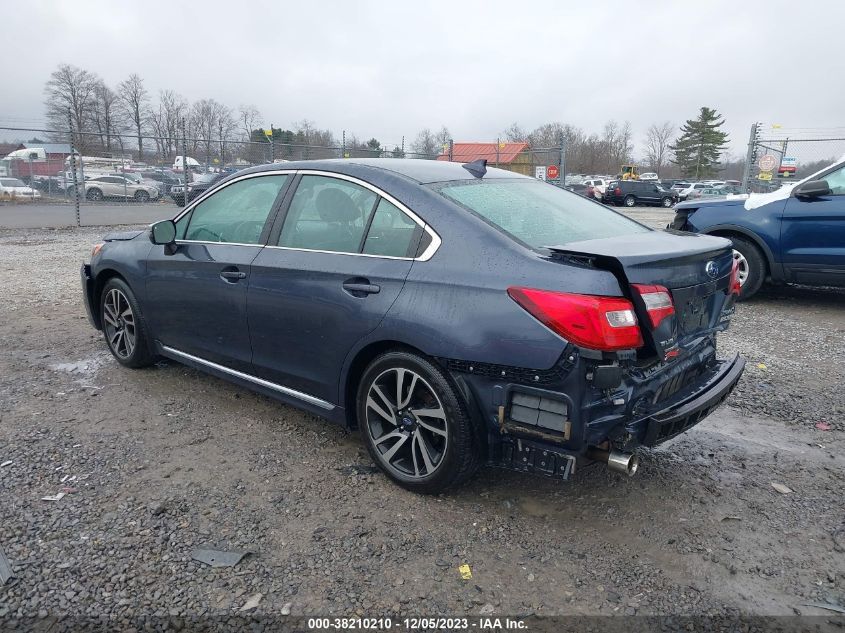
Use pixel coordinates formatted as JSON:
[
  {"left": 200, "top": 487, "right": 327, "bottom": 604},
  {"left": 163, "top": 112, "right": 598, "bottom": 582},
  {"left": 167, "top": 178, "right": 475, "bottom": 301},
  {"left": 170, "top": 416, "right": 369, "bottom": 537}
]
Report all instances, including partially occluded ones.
[
  {"left": 743, "top": 125, "right": 845, "bottom": 192},
  {"left": 0, "top": 126, "right": 565, "bottom": 227}
]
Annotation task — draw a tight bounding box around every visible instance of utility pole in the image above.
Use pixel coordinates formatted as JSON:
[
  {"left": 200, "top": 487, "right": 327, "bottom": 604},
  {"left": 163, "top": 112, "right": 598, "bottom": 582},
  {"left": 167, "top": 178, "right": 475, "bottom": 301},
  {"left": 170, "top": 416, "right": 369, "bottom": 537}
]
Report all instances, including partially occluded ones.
[
  {"left": 67, "top": 109, "right": 81, "bottom": 227},
  {"left": 448, "top": 139, "right": 454, "bottom": 162},
  {"left": 342, "top": 130, "right": 346, "bottom": 158}
]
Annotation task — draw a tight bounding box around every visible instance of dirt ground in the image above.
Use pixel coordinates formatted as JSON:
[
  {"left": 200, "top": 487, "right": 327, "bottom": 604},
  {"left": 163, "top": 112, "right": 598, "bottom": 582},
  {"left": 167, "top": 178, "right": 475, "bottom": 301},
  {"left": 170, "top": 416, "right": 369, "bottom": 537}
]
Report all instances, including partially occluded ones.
[{"left": 0, "top": 225, "right": 843, "bottom": 624}]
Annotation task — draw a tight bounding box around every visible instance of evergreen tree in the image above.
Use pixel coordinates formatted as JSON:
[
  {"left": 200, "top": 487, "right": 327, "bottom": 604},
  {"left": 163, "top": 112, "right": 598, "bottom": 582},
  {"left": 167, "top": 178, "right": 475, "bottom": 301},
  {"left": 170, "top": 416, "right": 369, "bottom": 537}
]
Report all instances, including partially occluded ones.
[{"left": 669, "top": 107, "right": 729, "bottom": 179}]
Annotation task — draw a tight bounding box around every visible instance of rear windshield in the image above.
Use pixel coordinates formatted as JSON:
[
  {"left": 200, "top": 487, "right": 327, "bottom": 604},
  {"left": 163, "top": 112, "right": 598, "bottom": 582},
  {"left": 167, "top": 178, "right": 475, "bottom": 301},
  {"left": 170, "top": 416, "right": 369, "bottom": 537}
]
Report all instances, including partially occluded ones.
[{"left": 433, "top": 179, "right": 649, "bottom": 249}]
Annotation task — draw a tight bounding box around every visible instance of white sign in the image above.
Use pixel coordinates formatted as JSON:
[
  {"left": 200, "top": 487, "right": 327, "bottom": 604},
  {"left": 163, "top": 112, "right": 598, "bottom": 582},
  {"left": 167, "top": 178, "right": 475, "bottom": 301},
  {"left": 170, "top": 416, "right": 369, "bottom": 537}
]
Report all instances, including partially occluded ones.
[
  {"left": 758, "top": 154, "right": 777, "bottom": 172},
  {"left": 535, "top": 166, "right": 547, "bottom": 181},
  {"left": 781, "top": 156, "right": 797, "bottom": 168}
]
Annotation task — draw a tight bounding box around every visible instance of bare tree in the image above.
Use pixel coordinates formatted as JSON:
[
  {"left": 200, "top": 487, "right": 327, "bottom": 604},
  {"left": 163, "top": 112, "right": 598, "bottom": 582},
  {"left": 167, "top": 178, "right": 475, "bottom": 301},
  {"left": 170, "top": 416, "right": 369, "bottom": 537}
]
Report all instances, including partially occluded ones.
[
  {"left": 644, "top": 121, "right": 674, "bottom": 175},
  {"left": 90, "top": 81, "right": 121, "bottom": 152},
  {"left": 148, "top": 89, "right": 187, "bottom": 159},
  {"left": 238, "top": 104, "right": 262, "bottom": 140},
  {"left": 410, "top": 128, "right": 438, "bottom": 157},
  {"left": 44, "top": 64, "right": 99, "bottom": 151},
  {"left": 435, "top": 125, "right": 451, "bottom": 152},
  {"left": 117, "top": 74, "right": 149, "bottom": 160},
  {"left": 501, "top": 122, "right": 527, "bottom": 142}
]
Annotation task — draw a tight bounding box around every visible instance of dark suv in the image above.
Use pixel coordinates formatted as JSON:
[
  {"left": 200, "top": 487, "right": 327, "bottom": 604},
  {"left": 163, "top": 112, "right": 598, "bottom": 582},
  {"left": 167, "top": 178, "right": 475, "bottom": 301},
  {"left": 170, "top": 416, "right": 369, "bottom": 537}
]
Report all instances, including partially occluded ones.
[{"left": 604, "top": 181, "right": 678, "bottom": 208}]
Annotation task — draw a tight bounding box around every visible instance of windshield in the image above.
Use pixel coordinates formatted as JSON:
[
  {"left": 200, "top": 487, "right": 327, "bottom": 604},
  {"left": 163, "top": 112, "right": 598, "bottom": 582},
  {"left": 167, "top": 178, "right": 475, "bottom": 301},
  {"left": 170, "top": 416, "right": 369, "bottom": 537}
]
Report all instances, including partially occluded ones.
[
  {"left": 434, "top": 179, "right": 649, "bottom": 249},
  {"left": 1, "top": 178, "right": 26, "bottom": 187}
]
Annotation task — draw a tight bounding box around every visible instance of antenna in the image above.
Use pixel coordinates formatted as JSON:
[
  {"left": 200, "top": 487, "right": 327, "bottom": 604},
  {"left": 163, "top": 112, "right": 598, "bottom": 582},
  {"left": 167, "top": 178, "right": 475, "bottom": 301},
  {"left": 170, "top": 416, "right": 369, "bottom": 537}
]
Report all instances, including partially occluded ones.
[{"left": 462, "top": 158, "right": 487, "bottom": 178}]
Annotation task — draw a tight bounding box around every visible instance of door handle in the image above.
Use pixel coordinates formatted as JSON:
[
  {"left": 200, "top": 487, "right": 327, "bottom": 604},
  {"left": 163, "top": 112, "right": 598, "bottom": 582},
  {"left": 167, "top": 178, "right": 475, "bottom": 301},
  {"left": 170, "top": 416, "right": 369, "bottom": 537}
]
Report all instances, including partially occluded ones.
[
  {"left": 220, "top": 268, "right": 247, "bottom": 282},
  {"left": 342, "top": 280, "right": 380, "bottom": 296}
]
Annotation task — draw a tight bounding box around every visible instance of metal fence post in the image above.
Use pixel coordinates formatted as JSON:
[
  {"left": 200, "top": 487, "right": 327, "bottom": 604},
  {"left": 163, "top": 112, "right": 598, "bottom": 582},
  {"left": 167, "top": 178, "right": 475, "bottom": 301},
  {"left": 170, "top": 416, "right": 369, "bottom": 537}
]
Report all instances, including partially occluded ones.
[
  {"left": 181, "top": 118, "right": 189, "bottom": 185},
  {"left": 448, "top": 139, "right": 454, "bottom": 162},
  {"left": 742, "top": 122, "right": 759, "bottom": 192},
  {"left": 559, "top": 132, "right": 567, "bottom": 185},
  {"left": 67, "top": 110, "right": 81, "bottom": 227}
]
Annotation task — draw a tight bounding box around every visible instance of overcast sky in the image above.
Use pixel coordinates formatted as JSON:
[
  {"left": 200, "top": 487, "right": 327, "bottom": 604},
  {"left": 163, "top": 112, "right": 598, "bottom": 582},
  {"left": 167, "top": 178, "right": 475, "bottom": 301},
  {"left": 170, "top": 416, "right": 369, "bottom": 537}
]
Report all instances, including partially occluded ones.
[{"left": 2, "top": 0, "right": 843, "bottom": 156}]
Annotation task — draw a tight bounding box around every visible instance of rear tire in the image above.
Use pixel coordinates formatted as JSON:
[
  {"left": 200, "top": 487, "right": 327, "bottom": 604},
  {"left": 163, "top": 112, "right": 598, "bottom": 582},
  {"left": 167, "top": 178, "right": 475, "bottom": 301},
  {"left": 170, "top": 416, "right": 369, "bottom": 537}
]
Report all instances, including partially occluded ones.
[
  {"left": 624, "top": 195, "right": 636, "bottom": 207},
  {"left": 356, "top": 351, "right": 480, "bottom": 494},
  {"left": 661, "top": 196, "right": 674, "bottom": 208},
  {"left": 134, "top": 190, "right": 150, "bottom": 203},
  {"left": 729, "top": 235, "right": 765, "bottom": 300}
]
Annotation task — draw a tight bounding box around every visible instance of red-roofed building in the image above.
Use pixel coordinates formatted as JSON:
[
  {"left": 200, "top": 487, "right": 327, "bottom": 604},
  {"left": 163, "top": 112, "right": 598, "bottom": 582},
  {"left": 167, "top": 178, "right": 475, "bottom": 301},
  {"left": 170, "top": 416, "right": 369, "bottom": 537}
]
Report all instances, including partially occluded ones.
[{"left": 437, "top": 142, "right": 533, "bottom": 176}]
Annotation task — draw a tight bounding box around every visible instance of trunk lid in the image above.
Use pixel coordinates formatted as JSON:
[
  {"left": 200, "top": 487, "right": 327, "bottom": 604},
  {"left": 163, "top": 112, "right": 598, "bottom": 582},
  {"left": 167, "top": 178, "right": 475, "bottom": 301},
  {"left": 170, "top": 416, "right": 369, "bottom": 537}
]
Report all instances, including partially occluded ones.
[{"left": 549, "top": 231, "right": 735, "bottom": 359}]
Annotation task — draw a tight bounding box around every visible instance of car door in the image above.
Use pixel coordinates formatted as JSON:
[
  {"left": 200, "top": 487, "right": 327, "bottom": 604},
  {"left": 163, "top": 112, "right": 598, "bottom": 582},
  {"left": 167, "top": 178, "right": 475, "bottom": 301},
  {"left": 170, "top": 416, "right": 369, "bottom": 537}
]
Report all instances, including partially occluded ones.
[
  {"left": 779, "top": 163, "right": 845, "bottom": 285},
  {"left": 247, "top": 173, "right": 432, "bottom": 404},
  {"left": 145, "top": 172, "right": 291, "bottom": 371}
]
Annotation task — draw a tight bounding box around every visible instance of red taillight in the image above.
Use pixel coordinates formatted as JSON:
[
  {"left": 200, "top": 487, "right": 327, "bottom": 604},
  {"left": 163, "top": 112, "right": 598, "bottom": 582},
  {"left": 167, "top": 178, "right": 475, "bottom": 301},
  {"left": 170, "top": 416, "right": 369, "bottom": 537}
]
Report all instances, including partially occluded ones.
[
  {"left": 729, "top": 259, "right": 741, "bottom": 295},
  {"left": 508, "top": 287, "right": 643, "bottom": 351},
  {"left": 632, "top": 284, "right": 675, "bottom": 328}
]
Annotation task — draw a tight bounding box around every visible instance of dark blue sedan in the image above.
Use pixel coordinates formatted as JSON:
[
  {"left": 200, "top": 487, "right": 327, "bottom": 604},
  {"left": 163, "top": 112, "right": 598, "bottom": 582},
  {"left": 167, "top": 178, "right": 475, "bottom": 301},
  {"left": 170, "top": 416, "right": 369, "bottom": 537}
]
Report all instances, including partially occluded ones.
[
  {"left": 81, "top": 159, "right": 744, "bottom": 493},
  {"left": 671, "top": 159, "right": 845, "bottom": 299}
]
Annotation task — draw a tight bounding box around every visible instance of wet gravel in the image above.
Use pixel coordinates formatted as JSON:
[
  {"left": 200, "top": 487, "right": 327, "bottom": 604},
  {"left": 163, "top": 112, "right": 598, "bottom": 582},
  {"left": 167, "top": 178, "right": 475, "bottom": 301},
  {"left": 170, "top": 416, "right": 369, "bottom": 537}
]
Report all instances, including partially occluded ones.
[{"left": 0, "top": 225, "right": 843, "bottom": 624}]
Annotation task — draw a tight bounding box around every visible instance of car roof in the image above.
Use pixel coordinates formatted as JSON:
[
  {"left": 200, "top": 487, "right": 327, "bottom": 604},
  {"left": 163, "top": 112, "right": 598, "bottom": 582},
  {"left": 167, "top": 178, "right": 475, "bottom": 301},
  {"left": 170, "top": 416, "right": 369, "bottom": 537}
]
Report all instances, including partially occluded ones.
[{"left": 234, "top": 158, "right": 530, "bottom": 185}]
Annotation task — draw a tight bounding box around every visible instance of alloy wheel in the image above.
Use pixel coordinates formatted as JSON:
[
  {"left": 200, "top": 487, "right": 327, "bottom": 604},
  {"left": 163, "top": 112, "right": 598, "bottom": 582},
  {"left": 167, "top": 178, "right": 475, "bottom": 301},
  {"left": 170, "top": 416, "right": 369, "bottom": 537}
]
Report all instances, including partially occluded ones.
[
  {"left": 365, "top": 368, "right": 449, "bottom": 479},
  {"left": 102, "top": 288, "right": 136, "bottom": 359},
  {"left": 732, "top": 249, "right": 749, "bottom": 286}
]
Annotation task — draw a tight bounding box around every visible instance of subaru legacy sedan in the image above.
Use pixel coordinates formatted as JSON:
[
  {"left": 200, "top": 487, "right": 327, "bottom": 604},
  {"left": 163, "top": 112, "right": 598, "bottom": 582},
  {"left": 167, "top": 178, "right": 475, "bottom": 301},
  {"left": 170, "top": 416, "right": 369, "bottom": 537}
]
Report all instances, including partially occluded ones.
[{"left": 81, "top": 159, "right": 745, "bottom": 493}]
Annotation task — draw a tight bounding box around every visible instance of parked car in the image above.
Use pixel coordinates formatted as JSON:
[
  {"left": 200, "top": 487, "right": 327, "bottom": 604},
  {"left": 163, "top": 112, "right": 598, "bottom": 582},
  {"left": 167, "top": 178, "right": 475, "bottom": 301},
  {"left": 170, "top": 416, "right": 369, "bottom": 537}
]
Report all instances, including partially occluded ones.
[
  {"left": 639, "top": 172, "right": 659, "bottom": 181},
  {"left": 687, "top": 187, "right": 728, "bottom": 200},
  {"left": 81, "top": 158, "right": 744, "bottom": 492},
  {"left": 70, "top": 175, "right": 160, "bottom": 202},
  {"left": 603, "top": 180, "right": 678, "bottom": 207},
  {"left": 169, "top": 172, "right": 227, "bottom": 206},
  {"left": 0, "top": 177, "right": 41, "bottom": 200},
  {"left": 582, "top": 178, "right": 608, "bottom": 200},
  {"left": 670, "top": 157, "right": 845, "bottom": 299},
  {"left": 714, "top": 184, "right": 744, "bottom": 195},
  {"left": 141, "top": 169, "right": 183, "bottom": 196},
  {"left": 672, "top": 182, "right": 710, "bottom": 201}
]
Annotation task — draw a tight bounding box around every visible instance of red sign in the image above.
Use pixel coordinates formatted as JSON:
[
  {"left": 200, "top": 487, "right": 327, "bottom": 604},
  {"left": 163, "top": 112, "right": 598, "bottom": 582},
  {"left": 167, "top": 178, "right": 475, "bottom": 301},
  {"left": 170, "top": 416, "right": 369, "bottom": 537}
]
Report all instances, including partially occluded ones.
[{"left": 547, "top": 165, "right": 560, "bottom": 180}]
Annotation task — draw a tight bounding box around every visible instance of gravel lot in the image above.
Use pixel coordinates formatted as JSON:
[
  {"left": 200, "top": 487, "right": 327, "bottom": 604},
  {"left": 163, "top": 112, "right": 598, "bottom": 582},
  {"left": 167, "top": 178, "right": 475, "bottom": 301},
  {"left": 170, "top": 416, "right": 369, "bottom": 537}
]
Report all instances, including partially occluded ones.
[{"left": 0, "top": 221, "right": 843, "bottom": 625}]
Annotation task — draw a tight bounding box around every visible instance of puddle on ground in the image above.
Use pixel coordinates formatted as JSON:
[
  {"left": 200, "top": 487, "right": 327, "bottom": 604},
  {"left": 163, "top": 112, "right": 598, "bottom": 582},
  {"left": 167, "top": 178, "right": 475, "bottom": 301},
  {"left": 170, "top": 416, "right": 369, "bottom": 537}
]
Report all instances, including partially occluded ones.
[{"left": 48, "top": 352, "right": 110, "bottom": 381}]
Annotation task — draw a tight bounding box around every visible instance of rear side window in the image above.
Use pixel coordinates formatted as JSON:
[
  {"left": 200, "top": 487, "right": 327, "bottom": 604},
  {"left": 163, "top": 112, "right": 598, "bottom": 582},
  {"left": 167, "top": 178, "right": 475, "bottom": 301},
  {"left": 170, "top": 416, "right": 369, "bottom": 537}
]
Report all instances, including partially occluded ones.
[
  {"left": 278, "top": 175, "right": 378, "bottom": 253},
  {"left": 435, "top": 179, "right": 649, "bottom": 249},
  {"left": 184, "top": 175, "right": 287, "bottom": 244},
  {"left": 362, "top": 198, "right": 423, "bottom": 257}
]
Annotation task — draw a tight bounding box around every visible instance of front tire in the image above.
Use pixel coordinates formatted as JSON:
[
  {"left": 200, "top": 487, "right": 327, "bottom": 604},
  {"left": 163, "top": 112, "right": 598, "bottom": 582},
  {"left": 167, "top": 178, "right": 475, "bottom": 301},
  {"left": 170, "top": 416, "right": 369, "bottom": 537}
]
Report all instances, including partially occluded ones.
[
  {"left": 624, "top": 195, "right": 636, "bottom": 207},
  {"left": 100, "top": 277, "right": 157, "bottom": 368},
  {"left": 661, "top": 196, "right": 674, "bottom": 208},
  {"left": 729, "top": 235, "right": 765, "bottom": 300},
  {"left": 86, "top": 187, "right": 103, "bottom": 201},
  {"left": 357, "top": 351, "right": 480, "bottom": 494},
  {"left": 134, "top": 190, "right": 150, "bottom": 203}
]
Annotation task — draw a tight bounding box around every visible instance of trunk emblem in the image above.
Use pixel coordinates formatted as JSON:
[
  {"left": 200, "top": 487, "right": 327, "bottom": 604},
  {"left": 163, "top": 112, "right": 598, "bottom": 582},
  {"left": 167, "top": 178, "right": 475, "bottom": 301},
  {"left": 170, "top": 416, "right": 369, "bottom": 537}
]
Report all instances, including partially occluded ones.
[{"left": 705, "top": 261, "right": 719, "bottom": 279}]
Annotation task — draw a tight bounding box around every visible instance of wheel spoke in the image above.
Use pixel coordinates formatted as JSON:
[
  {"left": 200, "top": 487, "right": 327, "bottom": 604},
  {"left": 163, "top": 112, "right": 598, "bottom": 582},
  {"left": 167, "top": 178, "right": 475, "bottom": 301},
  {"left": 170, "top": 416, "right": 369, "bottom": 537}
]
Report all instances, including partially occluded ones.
[
  {"left": 410, "top": 434, "right": 421, "bottom": 477},
  {"left": 416, "top": 418, "right": 448, "bottom": 437},
  {"left": 103, "top": 312, "right": 118, "bottom": 328},
  {"left": 367, "top": 393, "right": 396, "bottom": 426},
  {"left": 398, "top": 373, "right": 418, "bottom": 409},
  {"left": 394, "top": 368, "right": 406, "bottom": 409},
  {"left": 410, "top": 406, "right": 446, "bottom": 421},
  {"left": 124, "top": 330, "right": 135, "bottom": 356},
  {"left": 414, "top": 429, "right": 436, "bottom": 474},
  {"left": 379, "top": 432, "right": 409, "bottom": 463}
]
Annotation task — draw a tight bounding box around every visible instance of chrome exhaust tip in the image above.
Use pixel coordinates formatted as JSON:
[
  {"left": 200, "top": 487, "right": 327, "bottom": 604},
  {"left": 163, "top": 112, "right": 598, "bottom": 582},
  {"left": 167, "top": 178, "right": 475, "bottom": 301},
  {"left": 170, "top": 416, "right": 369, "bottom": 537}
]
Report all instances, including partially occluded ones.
[
  {"left": 607, "top": 450, "right": 639, "bottom": 476},
  {"left": 587, "top": 447, "right": 640, "bottom": 476}
]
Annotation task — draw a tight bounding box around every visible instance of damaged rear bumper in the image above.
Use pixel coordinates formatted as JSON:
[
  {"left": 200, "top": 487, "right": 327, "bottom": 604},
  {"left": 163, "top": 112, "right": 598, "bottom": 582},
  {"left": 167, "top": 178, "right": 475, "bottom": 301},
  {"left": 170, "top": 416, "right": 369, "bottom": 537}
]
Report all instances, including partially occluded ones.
[{"left": 636, "top": 353, "right": 745, "bottom": 446}]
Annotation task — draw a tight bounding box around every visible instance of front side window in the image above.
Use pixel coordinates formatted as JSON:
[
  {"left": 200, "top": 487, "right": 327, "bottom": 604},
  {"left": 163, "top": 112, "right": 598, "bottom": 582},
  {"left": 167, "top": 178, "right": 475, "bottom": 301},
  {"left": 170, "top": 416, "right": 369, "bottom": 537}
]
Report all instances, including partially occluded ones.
[
  {"left": 278, "top": 175, "right": 378, "bottom": 253},
  {"left": 184, "top": 174, "right": 287, "bottom": 244},
  {"left": 823, "top": 164, "right": 845, "bottom": 195},
  {"left": 435, "top": 179, "right": 649, "bottom": 249}
]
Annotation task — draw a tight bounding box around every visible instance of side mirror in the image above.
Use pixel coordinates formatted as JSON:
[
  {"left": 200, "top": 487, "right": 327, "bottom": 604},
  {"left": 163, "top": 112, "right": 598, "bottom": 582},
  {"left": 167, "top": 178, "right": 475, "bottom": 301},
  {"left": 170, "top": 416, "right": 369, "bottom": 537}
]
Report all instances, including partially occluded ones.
[
  {"left": 150, "top": 219, "right": 177, "bottom": 245},
  {"left": 794, "top": 179, "right": 831, "bottom": 198}
]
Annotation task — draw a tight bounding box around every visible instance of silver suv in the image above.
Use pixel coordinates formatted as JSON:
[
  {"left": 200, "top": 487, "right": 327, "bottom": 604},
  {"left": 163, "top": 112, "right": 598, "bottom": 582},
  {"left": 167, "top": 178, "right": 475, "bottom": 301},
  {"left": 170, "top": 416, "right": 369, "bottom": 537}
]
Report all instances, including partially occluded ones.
[{"left": 74, "top": 175, "right": 161, "bottom": 202}]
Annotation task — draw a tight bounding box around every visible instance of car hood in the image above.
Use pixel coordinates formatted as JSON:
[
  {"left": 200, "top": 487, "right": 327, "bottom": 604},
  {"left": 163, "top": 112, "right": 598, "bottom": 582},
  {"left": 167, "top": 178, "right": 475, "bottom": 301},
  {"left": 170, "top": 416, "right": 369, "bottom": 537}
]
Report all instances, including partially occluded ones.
[
  {"left": 103, "top": 229, "right": 145, "bottom": 242},
  {"left": 675, "top": 197, "right": 747, "bottom": 211}
]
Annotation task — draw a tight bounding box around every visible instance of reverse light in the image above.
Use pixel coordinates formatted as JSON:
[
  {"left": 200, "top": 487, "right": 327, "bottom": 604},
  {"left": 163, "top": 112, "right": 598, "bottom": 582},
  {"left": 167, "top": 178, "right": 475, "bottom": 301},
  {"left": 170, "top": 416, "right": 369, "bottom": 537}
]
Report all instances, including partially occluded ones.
[
  {"left": 729, "top": 259, "right": 741, "bottom": 295},
  {"left": 508, "top": 287, "right": 643, "bottom": 351},
  {"left": 632, "top": 284, "right": 675, "bottom": 328}
]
